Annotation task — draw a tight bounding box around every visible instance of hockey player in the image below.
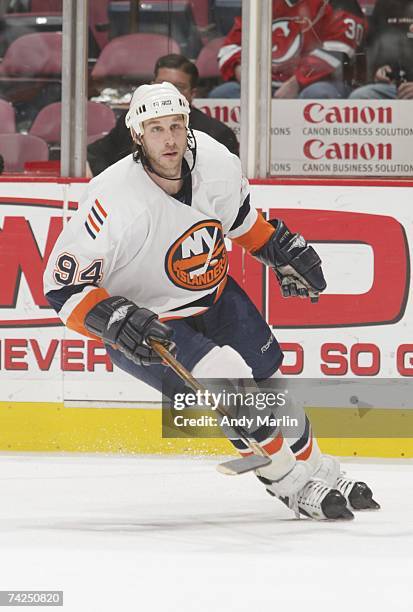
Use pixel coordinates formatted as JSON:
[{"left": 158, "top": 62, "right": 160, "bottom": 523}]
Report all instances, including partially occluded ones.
[
  {"left": 211, "top": 0, "right": 366, "bottom": 99},
  {"left": 43, "top": 82, "right": 379, "bottom": 520}
]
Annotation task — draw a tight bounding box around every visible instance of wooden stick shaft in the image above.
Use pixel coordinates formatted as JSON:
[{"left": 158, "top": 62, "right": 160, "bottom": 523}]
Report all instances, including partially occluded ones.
[{"left": 151, "top": 340, "right": 206, "bottom": 394}]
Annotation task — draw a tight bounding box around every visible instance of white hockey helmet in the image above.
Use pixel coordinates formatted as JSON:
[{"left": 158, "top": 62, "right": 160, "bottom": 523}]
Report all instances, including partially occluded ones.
[{"left": 125, "top": 82, "right": 190, "bottom": 136}]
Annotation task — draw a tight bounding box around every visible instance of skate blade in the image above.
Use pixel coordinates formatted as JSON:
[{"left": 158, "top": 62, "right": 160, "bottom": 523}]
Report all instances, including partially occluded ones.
[
  {"left": 352, "top": 498, "right": 381, "bottom": 511},
  {"left": 333, "top": 507, "right": 355, "bottom": 520},
  {"left": 368, "top": 498, "right": 380, "bottom": 510},
  {"left": 217, "top": 455, "right": 272, "bottom": 475},
  {"left": 298, "top": 507, "right": 355, "bottom": 521}
]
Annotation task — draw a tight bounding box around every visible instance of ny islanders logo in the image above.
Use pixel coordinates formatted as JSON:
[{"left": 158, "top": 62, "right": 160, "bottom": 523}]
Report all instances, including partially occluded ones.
[{"left": 165, "top": 220, "right": 228, "bottom": 291}]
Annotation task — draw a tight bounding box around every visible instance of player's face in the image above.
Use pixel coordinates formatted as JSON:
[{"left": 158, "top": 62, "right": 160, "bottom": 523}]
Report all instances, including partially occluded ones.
[{"left": 141, "top": 114, "right": 187, "bottom": 178}]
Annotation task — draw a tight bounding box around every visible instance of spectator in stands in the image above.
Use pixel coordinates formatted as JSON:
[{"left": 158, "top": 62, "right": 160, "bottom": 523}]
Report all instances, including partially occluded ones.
[
  {"left": 87, "top": 54, "right": 239, "bottom": 176},
  {"left": 209, "top": 0, "right": 366, "bottom": 100},
  {"left": 349, "top": 0, "right": 413, "bottom": 100}
]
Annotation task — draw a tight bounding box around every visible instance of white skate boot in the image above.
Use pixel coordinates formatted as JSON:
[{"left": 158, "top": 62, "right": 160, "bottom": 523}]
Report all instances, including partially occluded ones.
[
  {"left": 289, "top": 479, "right": 354, "bottom": 520},
  {"left": 258, "top": 463, "right": 354, "bottom": 520}
]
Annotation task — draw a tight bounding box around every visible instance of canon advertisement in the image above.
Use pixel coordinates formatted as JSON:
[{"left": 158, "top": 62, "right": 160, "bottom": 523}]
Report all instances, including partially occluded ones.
[
  {"left": 195, "top": 99, "right": 413, "bottom": 178},
  {"left": 271, "top": 100, "right": 413, "bottom": 176}
]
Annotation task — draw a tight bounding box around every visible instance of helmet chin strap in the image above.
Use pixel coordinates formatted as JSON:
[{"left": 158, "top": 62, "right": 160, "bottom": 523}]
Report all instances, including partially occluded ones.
[{"left": 139, "top": 129, "right": 197, "bottom": 182}]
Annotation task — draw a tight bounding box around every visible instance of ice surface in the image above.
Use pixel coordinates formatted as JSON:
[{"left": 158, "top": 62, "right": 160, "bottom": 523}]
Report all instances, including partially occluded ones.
[{"left": 0, "top": 453, "right": 412, "bottom": 611}]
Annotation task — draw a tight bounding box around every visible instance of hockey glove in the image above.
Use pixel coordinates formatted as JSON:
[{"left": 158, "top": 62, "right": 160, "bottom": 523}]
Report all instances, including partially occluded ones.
[
  {"left": 84, "top": 296, "right": 175, "bottom": 365},
  {"left": 252, "top": 219, "right": 326, "bottom": 302}
]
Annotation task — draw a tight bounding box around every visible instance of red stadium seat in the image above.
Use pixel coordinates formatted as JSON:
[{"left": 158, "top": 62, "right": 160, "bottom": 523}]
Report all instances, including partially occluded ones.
[
  {"left": 29, "top": 101, "right": 116, "bottom": 144},
  {"left": 0, "top": 31, "right": 62, "bottom": 76},
  {"left": 91, "top": 33, "right": 180, "bottom": 81},
  {"left": 89, "top": 0, "right": 110, "bottom": 52},
  {"left": 196, "top": 37, "right": 225, "bottom": 79},
  {"left": 189, "top": 0, "right": 210, "bottom": 29},
  {"left": 29, "top": 0, "right": 63, "bottom": 11},
  {"left": 107, "top": 1, "right": 200, "bottom": 55},
  {"left": 85, "top": 101, "right": 117, "bottom": 138},
  {"left": 1, "top": 0, "right": 107, "bottom": 58},
  {"left": 0, "top": 99, "right": 16, "bottom": 133},
  {"left": 0, "top": 32, "right": 62, "bottom": 126},
  {"left": 0, "top": 133, "right": 49, "bottom": 172}
]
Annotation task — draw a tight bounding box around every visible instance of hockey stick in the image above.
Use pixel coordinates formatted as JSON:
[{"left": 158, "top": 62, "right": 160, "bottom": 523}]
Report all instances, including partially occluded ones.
[{"left": 150, "top": 339, "right": 272, "bottom": 476}]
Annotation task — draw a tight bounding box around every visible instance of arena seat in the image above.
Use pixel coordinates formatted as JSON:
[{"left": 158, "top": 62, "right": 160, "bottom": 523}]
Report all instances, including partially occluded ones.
[
  {"left": 28, "top": 0, "right": 108, "bottom": 40},
  {"left": 91, "top": 33, "right": 180, "bottom": 82},
  {"left": 0, "top": 5, "right": 62, "bottom": 57},
  {"left": 30, "top": 0, "right": 63, "bottom": 11},
  {"left": 196, "top": 37, "right": 225, "bottom": 79},
  {"left": 107, "top": 1, "right": 201, "bottom": 57},
  {"left": 0, "top": 99, "right": 17, "bottom": 133},
  {"left": 0, "top": 31, "right": 62, "bottom": 123},
  {"left": 0, "top": 1, "right": 107, "bottom": 59},
  {"left": 0, "top": 31, "right": 62, "bottom": 76},
  {"left": 29, "top": 101, "right": 116, "bottom": 144},
  {"left": 0, "top": 31, "right": 62, "bottom": 124},
  {"left": 89, "top": 0, "right": 110, "bottom": 53},
  {"left": 189, "top": 0, "right": 210, "bottom": 30},
  {"left": 0, "top": 133, "right": 49, "bottom": 172}
]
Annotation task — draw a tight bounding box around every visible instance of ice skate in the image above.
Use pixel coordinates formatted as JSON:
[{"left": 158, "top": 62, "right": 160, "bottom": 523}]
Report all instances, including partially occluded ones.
[
  {"left": 261, "top": 476, "right": 354, "bottom": 520},
  {"left": 314, "top": 456, "right": 380, "bottom": 511},
  {"left": 335, "top": 476, "right": 380, "bottom": 510}
]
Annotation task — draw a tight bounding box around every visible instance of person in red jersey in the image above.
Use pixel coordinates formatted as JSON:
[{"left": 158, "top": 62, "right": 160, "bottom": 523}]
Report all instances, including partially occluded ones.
[{"left": 210, "top": 0, "right": 366, "bottom": 99}]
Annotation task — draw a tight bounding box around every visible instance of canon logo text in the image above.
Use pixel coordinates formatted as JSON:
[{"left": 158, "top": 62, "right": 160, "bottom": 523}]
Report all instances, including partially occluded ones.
[
  {"left": 199, "top": 104, "right": 240, "bottom": 124},
  {"left": 303, "top": 103, "right": 392, "bottom": 125},
  {"left": 303, "top": 140, "right": 392, "bottom": 161}
]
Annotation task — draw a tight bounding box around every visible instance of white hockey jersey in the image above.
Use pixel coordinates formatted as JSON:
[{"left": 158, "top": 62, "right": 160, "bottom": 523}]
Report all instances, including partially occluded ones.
[{"left": 43, "top": 131, "right": 273, "bottom": 339}]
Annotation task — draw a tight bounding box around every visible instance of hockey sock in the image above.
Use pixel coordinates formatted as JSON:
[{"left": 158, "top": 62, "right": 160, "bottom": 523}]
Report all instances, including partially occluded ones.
[
  {"left": 192, "top": 345, "right": 299, "bottom": 481},
  {"left": 268, "top": 371, "right": 323, "bottom": 475}
]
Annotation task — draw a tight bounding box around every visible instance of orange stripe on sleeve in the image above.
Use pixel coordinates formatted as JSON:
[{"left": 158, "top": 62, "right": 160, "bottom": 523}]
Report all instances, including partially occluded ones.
[
  {"left": 95, "top": 199, "right": 107, "bottom": 218},
  {"left": 231, "top": 213, "right": 275, "bottom": 252},
  {"left": 88, "top": 214, "right": 100, "bottom": 233},
  {"left": 66, "top": 287, "right": 110, "bottom": 340}
]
